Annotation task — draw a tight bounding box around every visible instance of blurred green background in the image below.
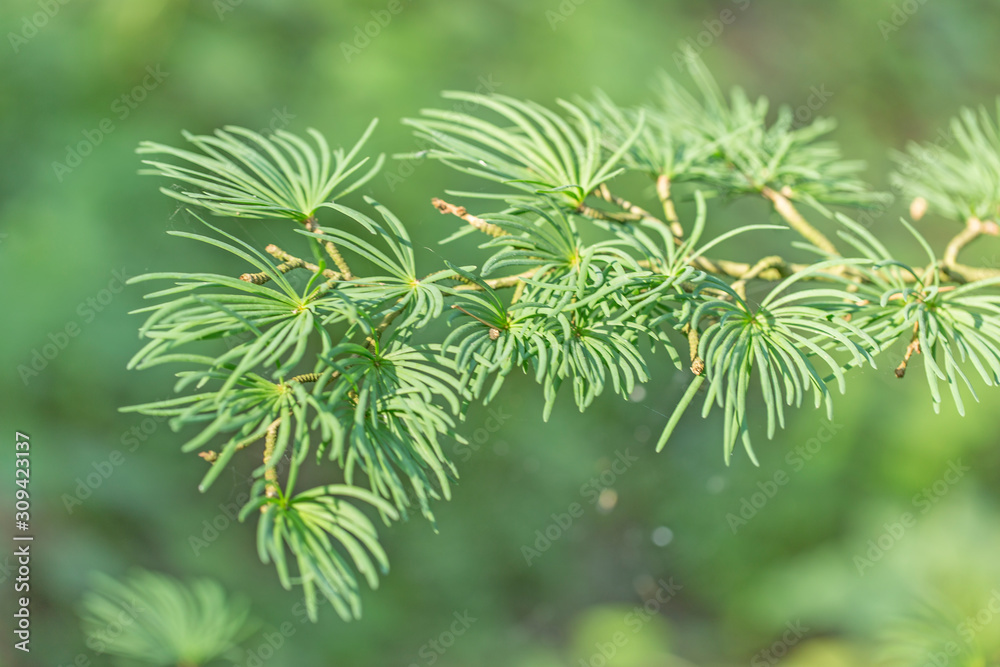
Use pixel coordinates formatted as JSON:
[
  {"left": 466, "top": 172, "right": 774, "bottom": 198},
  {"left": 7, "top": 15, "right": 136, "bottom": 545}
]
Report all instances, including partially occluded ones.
[{"left": 3, "top": 0, "right": 1000, "bottom": 665}]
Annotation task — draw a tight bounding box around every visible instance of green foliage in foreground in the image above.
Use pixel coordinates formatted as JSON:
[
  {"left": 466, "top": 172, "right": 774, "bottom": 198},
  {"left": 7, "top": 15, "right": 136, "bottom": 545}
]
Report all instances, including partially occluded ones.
[
  {"left": 80, "top": 569, "right": 254, "bottom": 665},
  {"left": 123, "top": 51, "right": 1000, "bottom": 621}
]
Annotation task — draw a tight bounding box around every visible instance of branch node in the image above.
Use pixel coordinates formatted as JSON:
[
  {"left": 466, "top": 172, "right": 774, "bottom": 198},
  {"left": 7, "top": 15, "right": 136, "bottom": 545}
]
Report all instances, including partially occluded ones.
[{"left": 432, "top": 198, "right": 507, "bottom": 237}]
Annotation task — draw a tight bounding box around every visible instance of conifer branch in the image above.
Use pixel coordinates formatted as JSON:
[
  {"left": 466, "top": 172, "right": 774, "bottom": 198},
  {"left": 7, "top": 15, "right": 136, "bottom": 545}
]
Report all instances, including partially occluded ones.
[
  {"left": 732, "top": 256, "right": 787, "bottom": 299},
  {"left": 590, "top": 183, "right": 676, "bottom": 231},
  {"left": 943, "top": 217, "right": 1000, "bottom": 282},
  {"left": 432, "top": 197, "right": 507, "bottom": 236},
  {"left": 304, "top": 215, "right": 353, "bottom": 279},
  {"left": 124, "top": 65, "right": 1000, "bottom": 625},
  {"left": 683, "top": 324, "right": 705, "bottom": 376},
  {"left": 762, "top": 186, "right": 839, "bottom": 256},
  {"left": 895, "top": 323, "right": 922, "bottom": 379},
  {"left": 656, "top": 174, "right": 685, "bottom": 238},
  {"left": 262, "top": 418, "right": 281, "bottom": 500},
  {"left": 453, "top": 269, "right": 537, "bottom": 290},
  {"left": 574, "top": 203, "right": 644, "bottom": 224},
  {"left": 256, "top": 244, "right": 341, "bottom": 282}
]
